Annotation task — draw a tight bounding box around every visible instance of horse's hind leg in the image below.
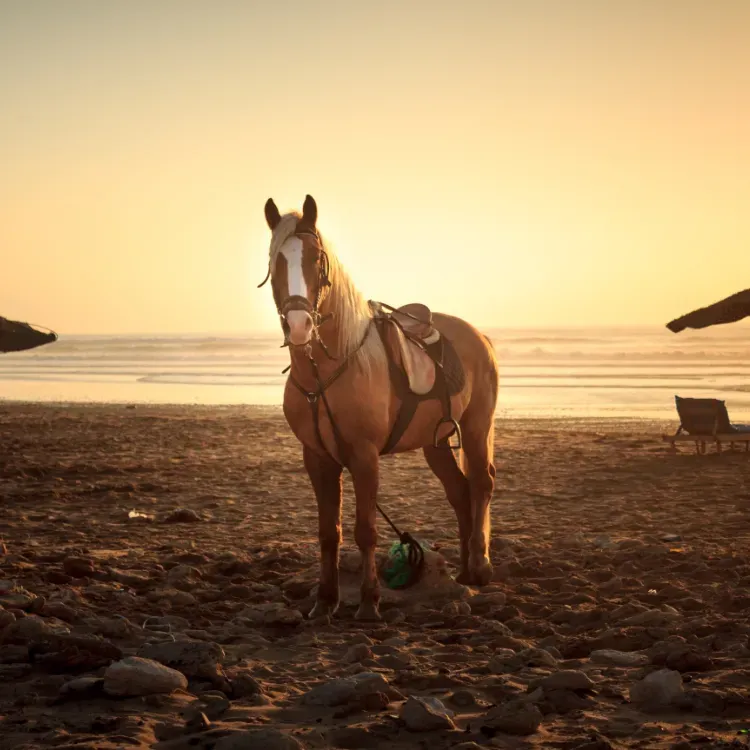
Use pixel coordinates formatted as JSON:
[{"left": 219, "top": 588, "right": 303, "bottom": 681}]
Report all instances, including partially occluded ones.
[
  {"left": 461, "top": 418, "right": 496, "bottom": 586},
  {"left": 423, "top": 444, "right": 472, "bottom": 582},
  {"left": 304, "top": 445, "right": 344, "bottom": 619}
]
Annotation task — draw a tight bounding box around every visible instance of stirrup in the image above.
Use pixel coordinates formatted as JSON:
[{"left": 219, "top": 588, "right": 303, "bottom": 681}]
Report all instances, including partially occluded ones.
[{"left": 433, "top": 418, "right": 462, "bottom": 450}]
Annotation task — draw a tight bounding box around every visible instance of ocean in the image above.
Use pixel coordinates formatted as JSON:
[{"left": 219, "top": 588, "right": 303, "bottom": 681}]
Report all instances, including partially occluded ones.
[{"left": 2, "top": 325, "right": 750, "bottom": 420}]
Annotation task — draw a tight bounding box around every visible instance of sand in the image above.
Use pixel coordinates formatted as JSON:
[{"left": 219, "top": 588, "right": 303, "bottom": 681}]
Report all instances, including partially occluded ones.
[{"left": 1, "top": 403, "right": 749, "bottom": 749}]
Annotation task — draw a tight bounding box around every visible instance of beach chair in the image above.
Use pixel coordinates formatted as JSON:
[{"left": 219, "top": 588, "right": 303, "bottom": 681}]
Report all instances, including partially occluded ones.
[{"left": 662, "top": 396, "right": 750, "bottom": 454}]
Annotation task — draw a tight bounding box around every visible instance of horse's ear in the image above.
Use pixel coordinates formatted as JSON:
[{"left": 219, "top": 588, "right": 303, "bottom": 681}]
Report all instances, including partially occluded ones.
[
  {"left": 264, "top": 198, "right": 281, "bottom": 230},
  {"left": 302, "top": 194, "right": 317, "bottom": 227}
]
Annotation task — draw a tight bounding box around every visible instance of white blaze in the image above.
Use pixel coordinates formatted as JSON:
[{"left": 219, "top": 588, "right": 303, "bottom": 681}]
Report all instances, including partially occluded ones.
[{"left": 280, "top": 236, "right": 307, "bottom": 298}]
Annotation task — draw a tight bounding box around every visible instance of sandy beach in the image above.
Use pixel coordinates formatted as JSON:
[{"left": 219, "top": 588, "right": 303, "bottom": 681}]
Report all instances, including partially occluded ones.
[{"left": 1, "top": 403, "right": 749, "bottom": 749}]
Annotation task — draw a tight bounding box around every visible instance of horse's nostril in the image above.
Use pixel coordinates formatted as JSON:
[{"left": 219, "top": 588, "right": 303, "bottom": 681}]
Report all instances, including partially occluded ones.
[{"left": 305, "top": 317, "right": 313, "bottom": 330}]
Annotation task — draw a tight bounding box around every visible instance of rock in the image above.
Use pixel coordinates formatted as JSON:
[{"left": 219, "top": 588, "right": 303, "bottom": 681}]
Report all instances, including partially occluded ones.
[
  {"left": 239, "top": 603, "right": 304, "bottom": 627},
  {"left": 629, "top": 669, "right": 684, "bottom": 710},
  {"left": 187, "top": 691, "right": 230, "bottom": 720},
  {"left": 302, "top": 672, "right": 401, "bottom": 707},
  {"left": 479, "top": 620, "right": 513, "bottom": 636},
  {"left": 41, "top": 601, "right": 78, "bottom": 622},
  {"left": 150, "top": 589, "right": 198, "bottom": 607},
  {"left": 399, "top": 696, "right": 456, "bottom": 731},
  {"left": 327, "top": 727, "right": 380, "bottom": 749},
  {"left": 449, "top": 689, "right": 488, "bottom": 708},
  {"left": 213, "top": 729, "right": 304, "bottom": 750},
  {"left": 57, "top": 677, "right": 106, "bottom": 701},
  {"left": 345, "top": 643, "right": 373, "bottom": 663},
  {"left": 167, "top": 564, "right": 203, "bottom": 586},
  {"left": 184, "top": 711, "right": 211, "bottom": 733},
  {"left": 103, "top": 656, "right": 188, "bottom": 697},
  {"left": 470, "top": 591, "right": 507, "bottom": 610},
  {"left": 226, "top": 669, "right": 264, "bottom": 700},
  {"left": 544, "top": 688, "right": 594, "bottom": 713},
  {"left": 488, "top": 648, "right": 519, "bottom": 673},
  {"left": 63, "top": 556, "right": 95, "bottom": 578},
  {"left": 138, "top": 640, "right": 225, "bottom": 681},
  {"left": 590, "top": 649, "right": 649, "bottom": 667},
  {"left": 517, "top": 647, "right": 558, "bottom": 668},
  {"left": 161, "top": 508, "right": 202, "bottom": 523},
  {"left": 0, "top": 590, "right": 38, "bottom": 610},
  {"left": 620, "top": 609, "right": 680, "bottom": 627},
  {"left": 663, "top": 646, "right": 715, "bottom": 673},
  {"left": 538, "top": 670, "right": 595, "bottom": 693},
  {"left": 0, "top": 608, "right": 15, "bottom": 628},
  {"left": 2, "top": 614, "right": 70, "bottom": 641},
  {"left": 154, "top": 721, "right": 184, "bottom": 742},
  {"left": 442, "top": 600, "right": 471, "bottom": 616},
  {"left": 482, "top": 700, "right": 543, "bottom": 736}
]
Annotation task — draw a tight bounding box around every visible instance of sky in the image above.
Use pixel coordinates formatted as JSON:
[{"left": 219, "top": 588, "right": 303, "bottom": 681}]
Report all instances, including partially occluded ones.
[{"left": 1, "top": 0, "right": 749, "bottom": 334}]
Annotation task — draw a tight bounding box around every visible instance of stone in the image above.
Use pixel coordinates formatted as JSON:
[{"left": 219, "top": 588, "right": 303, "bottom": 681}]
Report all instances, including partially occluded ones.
[
  {"left": 399, "top": 696, "right": 456, "bottom": 731},
  {"left": 620, "top": 609, "right": 680, "bottom": 627},
  {"left": 57, "top": 677, "right": 106, "bottom": 701},
  {"left": 63, "top": 556, "right": 95, "bottom": 578},
  {"left": 344, "top": 643, "right": 373, "bottom": 663},
  {"left": 2, "top": 614, "right": 70, "bottom": 641},
  {"left": 160, "top": 508, "right": 202, "bottom": 523},
  {"left": 539, "top": 670, "right": 595, "bottom": 692},
  {"left": 302, "top": 672, "right": 401, "bottom": 707},
  {"left": 238, "top": 602, "right": 304, "bottom": 627},
  {"left": 103, "top": 656, "right": 188, "bottom": 697},
  {"left": 590, "top": 649, "right": 649, "bottom": 667},
  {"left": 138, "top": 639, "right": 225, "bottom": 681},
  {"left": 629, "top": 669, "right": 684, "bottom": 710},
  {"left": 482, "top": 700, "right": 543, "bottom": 736}
]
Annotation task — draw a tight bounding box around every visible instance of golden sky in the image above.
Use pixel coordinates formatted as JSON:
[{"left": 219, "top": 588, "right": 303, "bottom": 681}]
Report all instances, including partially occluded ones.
[{"left": 1, "top": 0, "right": 749, "bottom": 334}]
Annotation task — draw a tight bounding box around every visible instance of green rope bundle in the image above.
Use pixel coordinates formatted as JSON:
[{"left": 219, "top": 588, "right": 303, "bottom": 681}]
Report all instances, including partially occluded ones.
[{"left": 382, "top": 536, "right": 426, "bottom": 589}]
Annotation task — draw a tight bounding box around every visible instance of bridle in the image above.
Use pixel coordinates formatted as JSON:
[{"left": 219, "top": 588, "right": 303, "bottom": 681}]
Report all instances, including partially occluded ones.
[{"left": 257, "top": 228, "right": 334, "bottom": 357}]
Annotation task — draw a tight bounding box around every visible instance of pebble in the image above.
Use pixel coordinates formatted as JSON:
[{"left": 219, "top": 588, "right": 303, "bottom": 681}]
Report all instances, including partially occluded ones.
[
  {"left": 590, "top": 649, "right": 650, "bottom": 667},
  {"left": 62, "top": 556, "right": 95, "bottom": 578},
  {"left": 538, "top": 669, "right": 595, "bottom": 692},
  {"left": 238, "top": 603, "right": 303, "bottom": 626},
  {"left": 138, "top": 639, "right": 225, "bottom": 681},
  {"left": 57, "top": 677, "right": 105, "bottom": 701},
  {"left": 620, "top": 609, "right": 681, "bottom": 627},
  {"left": 629, "top": 668, "right": 684, "bottom": 709},
  {"left": 399, "top": 696, "right": 456, "bottom": 731},
  {"left": 345, "top": 642, "right": 373, "bottom": 663},
  {"left": 302, "top": 672, "right": 401, "bottom": 707},
  {"left": 161, "top": 508, "right": 203, "bottom": 523},
  {"left": 481, "top": 700, "right": 543, "bottom": 736},
  {"left": 103, "top": 656, "right": 188, "bottom": 697}
]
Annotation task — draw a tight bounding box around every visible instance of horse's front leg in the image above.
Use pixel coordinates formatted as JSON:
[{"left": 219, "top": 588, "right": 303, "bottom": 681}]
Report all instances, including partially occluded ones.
[
  {"left": 349, "top": 446, "right": 382, "bottom": 621},
  {"left": 303, "top": 445, "right": 344, "bottom": 619}
]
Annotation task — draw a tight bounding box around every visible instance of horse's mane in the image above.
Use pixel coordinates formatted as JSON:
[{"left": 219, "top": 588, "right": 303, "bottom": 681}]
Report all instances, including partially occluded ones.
[{"left": 269, "top": 213, "right": 383, "bottom": 373}]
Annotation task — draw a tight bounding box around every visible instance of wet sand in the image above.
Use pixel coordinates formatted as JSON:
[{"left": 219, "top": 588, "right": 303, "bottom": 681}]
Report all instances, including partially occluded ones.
[{"left": 1, "top": 404, "right": 749, "bottom": 749}]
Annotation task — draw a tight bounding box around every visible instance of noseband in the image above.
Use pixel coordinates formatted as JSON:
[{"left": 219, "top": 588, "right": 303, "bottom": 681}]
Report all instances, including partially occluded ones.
[{"left": 258, "top": 229, "right": 333, "bottom": 353}]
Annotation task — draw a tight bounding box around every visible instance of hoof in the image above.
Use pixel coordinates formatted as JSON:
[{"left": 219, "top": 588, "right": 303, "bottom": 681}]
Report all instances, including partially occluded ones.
[
  {"left": 354, "top": 602, "right": 382, "bottom": 621},
  {"left": 470, "top": 561, "right": 494, "bottom": 586},
  {"left": 455, "top": 569, "right": 473, "bottom": 585},
  {"left": 309, "top": 600, "right": 338, "bottom": 620}
]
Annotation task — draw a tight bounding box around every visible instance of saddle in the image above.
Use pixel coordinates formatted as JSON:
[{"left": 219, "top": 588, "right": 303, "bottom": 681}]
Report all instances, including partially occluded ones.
[{"left": 370, "top": 301, "right": 466, "bottom": 453}]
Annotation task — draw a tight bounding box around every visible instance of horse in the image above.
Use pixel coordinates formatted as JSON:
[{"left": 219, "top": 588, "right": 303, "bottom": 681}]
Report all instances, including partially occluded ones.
[{"left": 260, "top": 194, "right": 499, "bottom": 621}]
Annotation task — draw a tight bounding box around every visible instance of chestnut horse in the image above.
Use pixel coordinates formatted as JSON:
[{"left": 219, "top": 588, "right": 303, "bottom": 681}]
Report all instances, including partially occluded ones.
[{"left": 261, "top": 195, "right": 498, "bottom": 621}]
